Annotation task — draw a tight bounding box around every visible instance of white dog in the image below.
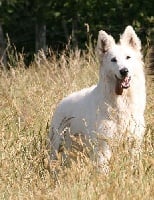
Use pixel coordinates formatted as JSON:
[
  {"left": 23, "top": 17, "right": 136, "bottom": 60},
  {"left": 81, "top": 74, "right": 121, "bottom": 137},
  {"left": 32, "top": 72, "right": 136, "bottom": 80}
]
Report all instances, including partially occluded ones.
[{"left": 49, "top": 26, "right": 146, "bottom": 171}]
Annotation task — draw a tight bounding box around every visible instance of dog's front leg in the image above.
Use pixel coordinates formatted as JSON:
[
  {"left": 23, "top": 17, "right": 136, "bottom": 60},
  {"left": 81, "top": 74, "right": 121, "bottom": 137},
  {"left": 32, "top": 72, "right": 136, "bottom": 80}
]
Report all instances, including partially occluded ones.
[
  {"left": 97, "top": 140, "right": 112, "bottom": 174},
  {"left": 129, "top": 137, "right": 143, "bottom": 172}
]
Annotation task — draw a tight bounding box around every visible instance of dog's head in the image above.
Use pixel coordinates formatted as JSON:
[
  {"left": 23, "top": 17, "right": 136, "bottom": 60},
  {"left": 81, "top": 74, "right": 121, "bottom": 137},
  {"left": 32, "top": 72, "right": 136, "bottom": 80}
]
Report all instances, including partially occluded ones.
[{"left": 96, "top": 26, "right": 143, "bottom": 95}]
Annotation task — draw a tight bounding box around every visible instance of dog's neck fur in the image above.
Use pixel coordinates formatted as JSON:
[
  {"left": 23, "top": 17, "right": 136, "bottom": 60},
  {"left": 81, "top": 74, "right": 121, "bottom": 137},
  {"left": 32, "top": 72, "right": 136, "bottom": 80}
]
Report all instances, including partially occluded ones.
[
  {"left": 97, "top": 68, "right": 119, "bottom": 106},
  {"left": 95, "top": 68, "right": 145, "bottom": 136}
]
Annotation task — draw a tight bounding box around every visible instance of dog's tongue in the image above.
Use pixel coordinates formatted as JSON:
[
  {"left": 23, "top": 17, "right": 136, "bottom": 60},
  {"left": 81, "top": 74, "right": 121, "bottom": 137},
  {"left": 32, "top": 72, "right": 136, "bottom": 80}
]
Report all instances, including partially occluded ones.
[{"left": 115, "top": 77, "right": 130, "bottom": 95}]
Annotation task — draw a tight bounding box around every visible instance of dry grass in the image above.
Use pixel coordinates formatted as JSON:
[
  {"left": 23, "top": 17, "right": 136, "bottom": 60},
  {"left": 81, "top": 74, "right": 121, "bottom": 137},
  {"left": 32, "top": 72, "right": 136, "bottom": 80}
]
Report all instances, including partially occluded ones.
[{"left": 0, "top": 49, "right": 153, "bottom": 200}]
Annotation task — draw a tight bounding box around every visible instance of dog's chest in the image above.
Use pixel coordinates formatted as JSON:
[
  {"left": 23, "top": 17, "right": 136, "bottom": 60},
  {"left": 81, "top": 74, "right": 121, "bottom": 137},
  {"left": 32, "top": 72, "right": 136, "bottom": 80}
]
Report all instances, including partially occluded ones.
[{"left": 95, "top": 97, "right": 136, "bottom": 138}]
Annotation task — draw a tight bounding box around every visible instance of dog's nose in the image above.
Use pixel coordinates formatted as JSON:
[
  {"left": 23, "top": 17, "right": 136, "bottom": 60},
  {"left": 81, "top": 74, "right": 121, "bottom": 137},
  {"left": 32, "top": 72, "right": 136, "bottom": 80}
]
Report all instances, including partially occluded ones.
[{"left": 119, "top": 68, "right": 129, "bottom": 77}]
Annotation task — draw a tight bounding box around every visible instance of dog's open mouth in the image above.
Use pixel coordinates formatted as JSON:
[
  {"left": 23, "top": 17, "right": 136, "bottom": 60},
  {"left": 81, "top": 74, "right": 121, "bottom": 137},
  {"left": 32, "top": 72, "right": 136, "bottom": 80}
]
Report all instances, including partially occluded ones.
[{"left": 115, "top": 75, "right": 131, "bottom": 95}]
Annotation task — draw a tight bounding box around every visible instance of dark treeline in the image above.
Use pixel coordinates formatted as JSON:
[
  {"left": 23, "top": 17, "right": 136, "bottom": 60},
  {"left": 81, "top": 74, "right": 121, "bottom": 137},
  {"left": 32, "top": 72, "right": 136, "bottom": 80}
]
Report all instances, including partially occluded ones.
[{"left": 0, "top": 0, "right": 153, "bottom": 65}]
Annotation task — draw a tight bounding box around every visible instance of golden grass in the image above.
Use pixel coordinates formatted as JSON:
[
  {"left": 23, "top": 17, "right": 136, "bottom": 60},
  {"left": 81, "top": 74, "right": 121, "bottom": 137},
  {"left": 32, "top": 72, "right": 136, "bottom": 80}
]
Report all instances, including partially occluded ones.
[{"left": 0, "top": 49, "right": 153, "bottom": 200}]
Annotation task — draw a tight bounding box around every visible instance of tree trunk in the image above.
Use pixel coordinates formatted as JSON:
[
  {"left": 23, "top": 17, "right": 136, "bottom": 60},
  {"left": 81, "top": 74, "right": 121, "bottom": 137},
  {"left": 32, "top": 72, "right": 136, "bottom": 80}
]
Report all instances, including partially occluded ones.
[
  {"left": 147, "top": 28, "right": 154, "bottom": 74},
  {"left": 35, "top": 22, "right": 46, "bottom": 52},
  {"left": 62, "top": 18, "right": 69, "bottom": 41},
  {"left": 0, "top": 24, "right": 6, "bottom": 66},
  {"left": 71, "top": 15, "right": 78, "bottom": 49}
]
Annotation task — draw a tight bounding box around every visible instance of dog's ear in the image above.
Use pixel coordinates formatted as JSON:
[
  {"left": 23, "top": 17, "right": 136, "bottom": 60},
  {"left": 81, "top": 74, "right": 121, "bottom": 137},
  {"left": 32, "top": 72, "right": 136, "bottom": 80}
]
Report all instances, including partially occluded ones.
[
  {"left": 120, "top": 26, "right": 141, "bottom": 51},
  {"left": 96, "top": 30, "right": 115, "bottom": 61}
]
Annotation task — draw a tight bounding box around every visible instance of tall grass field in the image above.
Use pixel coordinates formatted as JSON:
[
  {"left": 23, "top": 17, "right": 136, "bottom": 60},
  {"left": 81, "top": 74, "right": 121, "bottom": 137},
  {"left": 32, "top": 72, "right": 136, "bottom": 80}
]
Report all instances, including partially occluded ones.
[{"left": 0, "top": 49, "right": 153, "bottom": 200}]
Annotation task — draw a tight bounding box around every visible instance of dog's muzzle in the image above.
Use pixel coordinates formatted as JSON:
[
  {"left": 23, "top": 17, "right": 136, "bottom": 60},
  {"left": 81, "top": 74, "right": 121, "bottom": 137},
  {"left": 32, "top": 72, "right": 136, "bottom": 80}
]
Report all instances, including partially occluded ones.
[
  {"left": 115, "top": 68, "right": 131, "bottom": 95},
  {"left": 119, "top": 68, "right": 129, "bottom": 77}
]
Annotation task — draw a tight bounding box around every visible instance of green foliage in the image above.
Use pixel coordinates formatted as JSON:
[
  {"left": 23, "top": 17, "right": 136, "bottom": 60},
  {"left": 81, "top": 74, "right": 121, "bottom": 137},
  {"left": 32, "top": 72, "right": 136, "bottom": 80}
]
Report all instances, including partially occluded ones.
[{"left": 0, "top": 0, "right": 153, "bottom": 60}]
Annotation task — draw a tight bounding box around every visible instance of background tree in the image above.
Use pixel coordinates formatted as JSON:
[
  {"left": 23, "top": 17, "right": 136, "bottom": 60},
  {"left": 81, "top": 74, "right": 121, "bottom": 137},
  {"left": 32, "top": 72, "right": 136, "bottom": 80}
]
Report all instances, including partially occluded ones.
[{"left": 0, "top": 0, "right": 153, "bottom": 65}]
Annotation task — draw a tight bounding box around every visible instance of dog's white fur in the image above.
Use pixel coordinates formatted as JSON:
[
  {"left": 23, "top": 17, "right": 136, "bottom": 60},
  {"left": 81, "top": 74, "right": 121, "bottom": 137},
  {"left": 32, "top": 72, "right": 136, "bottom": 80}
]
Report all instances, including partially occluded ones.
[{"left": 49, "top": 26, "right": 146, "bottom": 170}]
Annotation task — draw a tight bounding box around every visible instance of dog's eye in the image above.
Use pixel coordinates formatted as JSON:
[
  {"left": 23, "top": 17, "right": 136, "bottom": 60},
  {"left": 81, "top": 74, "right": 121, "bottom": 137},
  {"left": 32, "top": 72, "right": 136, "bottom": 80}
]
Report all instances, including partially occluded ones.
[
  {"left": 111, "top": 57, "right": 117, "bottom": 62},
  {"left": 126, "top": 56, "right": 131, "bottom": 59}
]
